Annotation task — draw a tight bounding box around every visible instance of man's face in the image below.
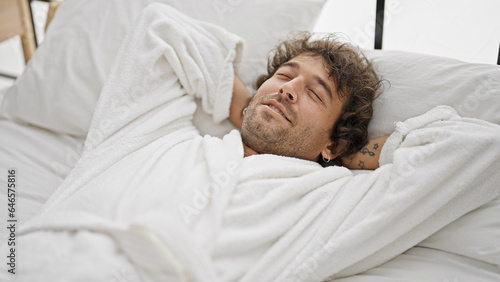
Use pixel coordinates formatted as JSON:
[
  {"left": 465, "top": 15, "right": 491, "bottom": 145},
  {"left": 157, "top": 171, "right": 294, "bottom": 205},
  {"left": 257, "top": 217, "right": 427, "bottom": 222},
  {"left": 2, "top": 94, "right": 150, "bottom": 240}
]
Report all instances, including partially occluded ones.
[{"left": 241, "top": 54, "right": 344, "bottom": 162}]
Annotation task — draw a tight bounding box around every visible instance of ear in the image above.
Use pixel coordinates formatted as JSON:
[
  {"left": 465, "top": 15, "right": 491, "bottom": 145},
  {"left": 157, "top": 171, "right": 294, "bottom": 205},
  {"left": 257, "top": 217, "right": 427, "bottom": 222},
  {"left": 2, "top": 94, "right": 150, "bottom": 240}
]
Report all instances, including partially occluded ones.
[{"left": 321, "top": 142, "right": 346, "bottom": 162}]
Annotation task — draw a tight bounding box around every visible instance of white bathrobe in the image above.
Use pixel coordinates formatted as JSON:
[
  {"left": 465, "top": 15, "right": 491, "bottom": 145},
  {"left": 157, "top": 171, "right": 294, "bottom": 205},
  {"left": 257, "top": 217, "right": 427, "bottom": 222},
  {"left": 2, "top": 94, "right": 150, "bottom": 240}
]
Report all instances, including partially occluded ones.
[{"left": 6, "top": 3, "right": 500, "bottom": 282}]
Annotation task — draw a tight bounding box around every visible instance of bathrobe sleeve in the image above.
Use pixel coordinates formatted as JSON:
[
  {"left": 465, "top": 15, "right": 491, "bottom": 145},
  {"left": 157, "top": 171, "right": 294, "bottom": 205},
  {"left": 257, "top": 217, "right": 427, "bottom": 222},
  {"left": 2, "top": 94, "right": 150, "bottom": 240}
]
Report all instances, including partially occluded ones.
[{"left": 81, "top": 4, "right": 243, "bottom": 156}]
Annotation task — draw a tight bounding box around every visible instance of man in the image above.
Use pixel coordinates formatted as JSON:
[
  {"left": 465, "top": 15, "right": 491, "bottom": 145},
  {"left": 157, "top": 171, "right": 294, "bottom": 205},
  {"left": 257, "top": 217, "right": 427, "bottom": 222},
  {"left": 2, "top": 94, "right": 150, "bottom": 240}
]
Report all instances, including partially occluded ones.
[
  {"left": 229, "top": 33, "right": 386, "bottom": 170},
  {"left": 10, "top": 5, "right": 500, "bottom": 282}
]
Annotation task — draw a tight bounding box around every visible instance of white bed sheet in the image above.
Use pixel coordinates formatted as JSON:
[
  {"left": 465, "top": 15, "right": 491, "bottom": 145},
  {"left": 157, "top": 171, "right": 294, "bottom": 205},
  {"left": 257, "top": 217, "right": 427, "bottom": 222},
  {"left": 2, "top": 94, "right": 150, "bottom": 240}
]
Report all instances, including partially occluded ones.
[
  {"left": 0, "top": 116, "right": 84, "bottom": 222},
  {"left": 336, "top": 246, "right": 500, "bottom": 282}
]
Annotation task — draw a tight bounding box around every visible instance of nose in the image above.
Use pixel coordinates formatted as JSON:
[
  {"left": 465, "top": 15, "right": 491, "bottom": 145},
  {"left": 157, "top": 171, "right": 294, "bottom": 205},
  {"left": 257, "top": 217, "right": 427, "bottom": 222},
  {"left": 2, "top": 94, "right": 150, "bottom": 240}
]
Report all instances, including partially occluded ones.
[
  {"left": 279, "top": 88, "right": 296, "bottom": 101},
  {"left": 279, "top": 82, "right": 298, "bottom": 103}
]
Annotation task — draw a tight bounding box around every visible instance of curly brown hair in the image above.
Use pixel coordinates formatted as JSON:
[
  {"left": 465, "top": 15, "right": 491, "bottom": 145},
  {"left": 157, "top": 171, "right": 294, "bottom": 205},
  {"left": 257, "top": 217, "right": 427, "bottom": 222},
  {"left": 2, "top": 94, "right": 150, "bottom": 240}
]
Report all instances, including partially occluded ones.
[{"left": 256, "top": 32, "right": 382, "bottom": 167}]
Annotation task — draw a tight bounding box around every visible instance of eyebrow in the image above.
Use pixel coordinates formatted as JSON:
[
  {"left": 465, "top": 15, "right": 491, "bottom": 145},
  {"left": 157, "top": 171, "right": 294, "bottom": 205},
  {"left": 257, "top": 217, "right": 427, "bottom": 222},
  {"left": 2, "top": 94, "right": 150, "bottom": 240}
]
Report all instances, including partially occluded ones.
[{"left": 280, "top": 61, "right": 334, "bottom": 101}]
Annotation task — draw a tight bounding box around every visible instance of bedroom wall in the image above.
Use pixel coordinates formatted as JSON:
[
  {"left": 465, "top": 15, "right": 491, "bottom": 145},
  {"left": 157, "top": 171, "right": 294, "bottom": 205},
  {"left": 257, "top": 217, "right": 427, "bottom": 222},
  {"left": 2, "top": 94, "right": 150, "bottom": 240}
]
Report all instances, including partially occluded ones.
[
  {"left": 313, "top": 0, "right": 500, "bottom": 64},
  {"left": 1, "top": 0, "right": 499, "bottom": 91}
]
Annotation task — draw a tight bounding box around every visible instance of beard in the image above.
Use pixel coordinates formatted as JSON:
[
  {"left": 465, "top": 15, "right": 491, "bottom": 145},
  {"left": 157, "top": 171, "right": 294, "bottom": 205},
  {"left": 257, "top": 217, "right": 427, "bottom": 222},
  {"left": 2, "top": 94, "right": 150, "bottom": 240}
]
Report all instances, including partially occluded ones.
[{"left": 240, "top": 94, "right": 321, "bottom": 161}]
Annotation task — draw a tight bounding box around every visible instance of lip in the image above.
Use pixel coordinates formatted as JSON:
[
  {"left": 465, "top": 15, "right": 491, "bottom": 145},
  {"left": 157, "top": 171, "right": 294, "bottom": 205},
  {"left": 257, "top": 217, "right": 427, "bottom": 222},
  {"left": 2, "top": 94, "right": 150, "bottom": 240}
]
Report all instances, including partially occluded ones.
[{"left": 262, "top": 99, "right": 291, "bottom": 123}]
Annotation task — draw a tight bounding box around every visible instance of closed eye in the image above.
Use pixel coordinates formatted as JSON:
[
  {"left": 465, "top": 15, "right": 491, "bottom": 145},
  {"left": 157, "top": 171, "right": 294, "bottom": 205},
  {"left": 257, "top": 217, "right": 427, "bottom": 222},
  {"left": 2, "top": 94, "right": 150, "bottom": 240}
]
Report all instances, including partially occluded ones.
[
  {"left": 309, "top": 89, "right": 323, "bottom": 103},
  {"left": 276, "top": 73, "right": 292, "bottom": 80}
]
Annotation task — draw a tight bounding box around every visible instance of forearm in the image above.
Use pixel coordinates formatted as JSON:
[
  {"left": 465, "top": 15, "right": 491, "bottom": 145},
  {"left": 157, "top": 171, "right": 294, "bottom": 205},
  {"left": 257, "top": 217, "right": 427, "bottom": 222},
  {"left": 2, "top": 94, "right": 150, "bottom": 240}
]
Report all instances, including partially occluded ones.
[
  {"left": 341, "top": 135, "right": 389, "bottom": 170},
  {"left": 229, "top": 74, "right": 252, "bottom": 129}
]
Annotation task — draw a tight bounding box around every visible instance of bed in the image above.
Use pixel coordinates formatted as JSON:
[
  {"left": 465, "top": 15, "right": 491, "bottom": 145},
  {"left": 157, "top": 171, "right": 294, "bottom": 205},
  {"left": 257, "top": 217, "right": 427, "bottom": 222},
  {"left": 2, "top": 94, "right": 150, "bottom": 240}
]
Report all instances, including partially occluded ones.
[{"left": 0, "top": 0, "right": 499, "bottom": 281}]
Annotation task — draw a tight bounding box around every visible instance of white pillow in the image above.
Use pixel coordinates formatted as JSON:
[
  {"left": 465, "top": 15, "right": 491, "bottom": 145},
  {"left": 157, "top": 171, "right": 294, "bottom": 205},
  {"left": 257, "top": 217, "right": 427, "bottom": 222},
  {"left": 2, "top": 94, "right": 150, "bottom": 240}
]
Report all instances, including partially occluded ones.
[
  {"left": 0, "top": 0, "right": 326, "bottom": 137},
  {"left": 361, "top": 50, "right": 500, "bottom": 272},
  {"left": 364, "top": 49, "right": 500, "bottom": 138}
]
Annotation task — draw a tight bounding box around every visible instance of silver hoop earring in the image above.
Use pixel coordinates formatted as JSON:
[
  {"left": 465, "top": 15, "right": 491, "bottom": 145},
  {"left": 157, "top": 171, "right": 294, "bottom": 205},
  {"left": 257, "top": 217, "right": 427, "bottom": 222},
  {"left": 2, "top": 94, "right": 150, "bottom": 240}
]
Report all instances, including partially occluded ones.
[
  {"left": 242, "top": 108, "right": 248, "bottom": 115},
  {"left": 322, "top": 155, "right": 331, "bottom": 163}
]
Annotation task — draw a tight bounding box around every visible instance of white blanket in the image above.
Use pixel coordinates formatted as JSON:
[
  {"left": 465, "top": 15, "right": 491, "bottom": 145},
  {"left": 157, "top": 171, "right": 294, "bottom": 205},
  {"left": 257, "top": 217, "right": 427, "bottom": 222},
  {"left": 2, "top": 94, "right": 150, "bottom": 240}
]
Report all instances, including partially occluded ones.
[{"left": 7, "top": 3, "right": 500, "bottom": 282}]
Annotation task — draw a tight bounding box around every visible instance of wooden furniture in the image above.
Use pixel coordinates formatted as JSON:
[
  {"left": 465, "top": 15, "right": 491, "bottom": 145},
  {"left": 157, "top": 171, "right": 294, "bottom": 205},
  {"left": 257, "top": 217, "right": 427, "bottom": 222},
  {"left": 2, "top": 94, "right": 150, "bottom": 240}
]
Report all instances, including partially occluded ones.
[
  {"left": 45, "top": 0, "right": 61, "bottom": 32},
  {"left": 0, "top": 0, "right": 61, "bottom": 66},
  {"left": 0, "top": 0, "right": 36, "bottom": 64}
]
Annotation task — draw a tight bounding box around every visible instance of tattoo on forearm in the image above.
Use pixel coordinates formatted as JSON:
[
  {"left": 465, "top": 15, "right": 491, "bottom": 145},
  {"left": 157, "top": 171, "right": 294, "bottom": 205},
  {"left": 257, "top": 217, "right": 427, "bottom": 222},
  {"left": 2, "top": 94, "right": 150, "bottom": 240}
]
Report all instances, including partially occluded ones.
[
  {"left": 358, "top": 160, "right": 365, "bottom": 169},
  {"left": 360, "top": 148, "right": 375, "bottom": 156},
  {"left": 359, "top": 142, "right": 379, "bottom": 157}
]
